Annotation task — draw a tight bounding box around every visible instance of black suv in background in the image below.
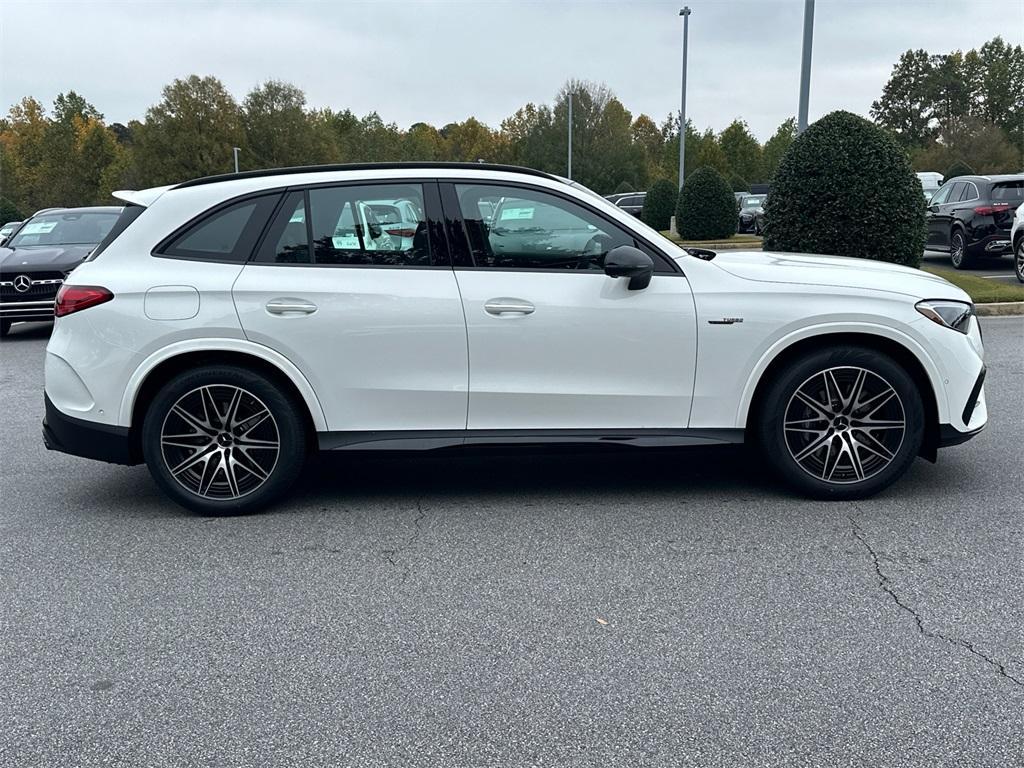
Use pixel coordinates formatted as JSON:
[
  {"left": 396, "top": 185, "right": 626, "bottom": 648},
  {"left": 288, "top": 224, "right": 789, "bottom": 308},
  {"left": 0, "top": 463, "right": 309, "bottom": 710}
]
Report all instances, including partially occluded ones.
[
  {"left": 0, "top": 206, "right": 121, "bottom": 336},
  {"left": 613, "top": 192, "right": 646, "bottom": 218},
  {"left": 925, "top": 174, "right": 1024, "bottom": 269}
]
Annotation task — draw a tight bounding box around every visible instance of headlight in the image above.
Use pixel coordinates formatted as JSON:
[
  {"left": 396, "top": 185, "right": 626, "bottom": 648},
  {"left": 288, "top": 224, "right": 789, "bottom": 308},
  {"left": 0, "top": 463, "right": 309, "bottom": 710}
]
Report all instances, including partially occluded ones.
[{"left": 916, "top": 299, "right": 973, "bottom": 334}]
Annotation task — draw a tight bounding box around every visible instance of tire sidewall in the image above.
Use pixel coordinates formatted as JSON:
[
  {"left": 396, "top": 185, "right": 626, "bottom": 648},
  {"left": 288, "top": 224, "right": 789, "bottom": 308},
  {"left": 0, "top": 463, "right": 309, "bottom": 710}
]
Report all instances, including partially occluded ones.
[
  {"left": 950, "top": 230, "right": 967, "bottom": 269},
  {"left": 1016, "top": 239, "right": 1024, "bottom": 283},
  {"left": 757, "top": 346, "right": 925, "bottom": 500},
  {"left": 142, "top": 365, "right": 307, "bottom": 515}
]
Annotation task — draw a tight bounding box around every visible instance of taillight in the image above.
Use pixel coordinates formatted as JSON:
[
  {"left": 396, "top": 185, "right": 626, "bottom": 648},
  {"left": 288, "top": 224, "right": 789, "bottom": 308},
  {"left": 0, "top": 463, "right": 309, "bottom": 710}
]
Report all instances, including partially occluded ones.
[
  {"left": 54, "top": 285, "right": 113, "bottom": 317},
  {"left": 385, "top": 228, "right": 417, "bottom": 238},
  {"left": 973, "top": 203, "right": 1010, "bottom": 216}
]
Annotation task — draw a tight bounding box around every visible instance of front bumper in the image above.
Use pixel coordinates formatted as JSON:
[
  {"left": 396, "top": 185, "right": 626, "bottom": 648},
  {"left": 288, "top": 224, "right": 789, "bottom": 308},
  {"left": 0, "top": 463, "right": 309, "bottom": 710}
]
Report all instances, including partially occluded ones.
[
  {"left": 43, "top": 394, "right": 140, "bottom": 465},
  {"left": 0, "top": 299, "right": 56, "bottom": 321}
]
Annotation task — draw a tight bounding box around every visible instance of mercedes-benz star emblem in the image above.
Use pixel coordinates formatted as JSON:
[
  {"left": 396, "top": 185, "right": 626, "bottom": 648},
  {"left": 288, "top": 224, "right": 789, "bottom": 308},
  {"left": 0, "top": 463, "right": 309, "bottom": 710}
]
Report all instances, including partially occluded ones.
[{"left": 13, "top": 275, "right": 32, "bottom": 293}]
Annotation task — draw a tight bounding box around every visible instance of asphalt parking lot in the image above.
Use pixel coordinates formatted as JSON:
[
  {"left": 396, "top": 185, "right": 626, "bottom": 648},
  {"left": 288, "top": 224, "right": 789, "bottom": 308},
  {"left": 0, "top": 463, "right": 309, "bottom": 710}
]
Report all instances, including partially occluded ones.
[
  {"left": 922, "top": 249, "right": 1019, "bottom": 285},
  {"left": 1, "top": 319, "right": 1022, "bottom": 767}
]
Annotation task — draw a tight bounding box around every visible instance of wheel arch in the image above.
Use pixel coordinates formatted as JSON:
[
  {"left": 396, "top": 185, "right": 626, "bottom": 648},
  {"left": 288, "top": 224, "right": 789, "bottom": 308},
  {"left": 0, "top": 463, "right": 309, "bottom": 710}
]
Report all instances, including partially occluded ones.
[
  {"left": 122, "top": 340, "right": 327, "bottom": 459},
  {"left": 741, "top": 330, "right": 943, "bottom": 461}
]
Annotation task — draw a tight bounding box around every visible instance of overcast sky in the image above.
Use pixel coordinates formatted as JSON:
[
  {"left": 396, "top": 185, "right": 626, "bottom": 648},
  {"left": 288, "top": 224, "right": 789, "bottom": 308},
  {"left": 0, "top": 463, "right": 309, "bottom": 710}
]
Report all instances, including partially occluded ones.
[{"left": 1, "top": 0, "right": 1019, "bottom": 141}]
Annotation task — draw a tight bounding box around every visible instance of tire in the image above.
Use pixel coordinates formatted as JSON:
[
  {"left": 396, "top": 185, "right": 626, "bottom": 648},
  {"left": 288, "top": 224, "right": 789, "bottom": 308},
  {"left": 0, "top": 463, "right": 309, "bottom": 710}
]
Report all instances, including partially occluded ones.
[
  {"left": 141, "top": 365, "right": 307, "bottom": 515},
  {"left": 1015, "top": 237, "right": 1024, "bottom": 284},
  {"left": 949, "top": 229, "right": 973, "bottom": 270},
  {"left": 756, "top": 346, "right": 924, "bottom": 500},
  {"left": 0, "top": 320, "right": 10, "bottom": 338}
]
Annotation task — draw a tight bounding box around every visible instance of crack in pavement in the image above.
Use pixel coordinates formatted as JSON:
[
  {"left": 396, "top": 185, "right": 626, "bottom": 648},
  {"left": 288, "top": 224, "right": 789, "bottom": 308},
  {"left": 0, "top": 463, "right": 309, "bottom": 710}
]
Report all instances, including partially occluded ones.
[
  {"left": 848, "top": 515, "right": 1023, "bottom": 688},
  {"left": 382, "top": 499, "right": 427, "bottom": 583}
]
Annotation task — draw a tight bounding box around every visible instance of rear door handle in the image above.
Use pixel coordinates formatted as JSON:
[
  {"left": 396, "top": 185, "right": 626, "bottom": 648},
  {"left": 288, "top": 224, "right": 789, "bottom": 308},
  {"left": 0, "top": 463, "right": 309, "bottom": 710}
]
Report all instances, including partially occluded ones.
[
  {"left": 266, "top": 298, "right": 318, "bottom": 315},
  {"left": 484, "top": 298, "right": 535, "bottom": 316}
]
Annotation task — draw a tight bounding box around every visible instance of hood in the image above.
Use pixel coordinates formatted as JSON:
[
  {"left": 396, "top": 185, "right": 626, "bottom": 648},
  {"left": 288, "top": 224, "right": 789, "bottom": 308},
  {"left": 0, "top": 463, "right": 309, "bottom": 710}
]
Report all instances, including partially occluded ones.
[
  {"left": 0, "top": 244, "right": 94, "bottom": 276},
  {"left": 708, "top": 250, "right": 970, "bottom": 302}
]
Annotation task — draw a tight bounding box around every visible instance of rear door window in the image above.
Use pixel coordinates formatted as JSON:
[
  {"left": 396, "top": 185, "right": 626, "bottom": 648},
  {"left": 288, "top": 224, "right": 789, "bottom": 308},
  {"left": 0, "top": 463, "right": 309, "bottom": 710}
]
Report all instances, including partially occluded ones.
[
  {"left": 992, "top": 181, "right": 1024, "bottom": 203},
  {"left": 160, "top": 195, "right": 280, "bottom": 262}
]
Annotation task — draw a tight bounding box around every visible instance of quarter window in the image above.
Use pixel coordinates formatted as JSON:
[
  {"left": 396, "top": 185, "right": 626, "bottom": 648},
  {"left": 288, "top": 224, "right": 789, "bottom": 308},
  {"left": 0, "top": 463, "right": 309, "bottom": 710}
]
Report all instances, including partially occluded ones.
[
  {"left": 453, "top": 184, "right": 632, "bottom": 271},
  {"left": 254, "top": 183, "right": 434, "bottom": 267},
  {"left": 161, "top": 195, "right": 280, "bottom": 262}
]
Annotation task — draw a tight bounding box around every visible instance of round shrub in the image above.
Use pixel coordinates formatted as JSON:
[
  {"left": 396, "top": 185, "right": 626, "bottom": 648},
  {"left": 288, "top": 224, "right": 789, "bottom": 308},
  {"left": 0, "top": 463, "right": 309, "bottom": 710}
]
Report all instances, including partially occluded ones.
[
  {"left": 675, "top": 166, "right": 737, "bottom": 240},
  {"left": 763, "top": 110, "right": 925, "bottom": 266},
  {"left": 641, "top": 178, "right": 678, "bottom": 231},
  {"left": 944, "top": 159, "right": 974, "bottom": 180},
  {"left": 728, "top": 173, "right": 750, "bottom": 193}
]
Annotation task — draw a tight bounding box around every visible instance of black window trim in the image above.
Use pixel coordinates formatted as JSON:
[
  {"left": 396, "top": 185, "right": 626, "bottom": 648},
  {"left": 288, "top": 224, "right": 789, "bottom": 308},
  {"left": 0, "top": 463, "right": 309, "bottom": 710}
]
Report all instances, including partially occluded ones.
[
  {"left": 247, "top": 178, "right": 451, "bottom": 270},
  {"left": 437, "top": 179, "right": 683, "bottom": 275},
  {"left": 153, "top": 191, "right": 284, "bottom": 264}
]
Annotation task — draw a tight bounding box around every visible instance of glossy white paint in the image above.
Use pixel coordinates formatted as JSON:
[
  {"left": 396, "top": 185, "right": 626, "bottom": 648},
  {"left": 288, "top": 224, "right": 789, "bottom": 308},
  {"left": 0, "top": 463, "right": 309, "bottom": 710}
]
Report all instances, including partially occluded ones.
[
  {"left": 47, "top": 165, "right": 987, "bottom": 454},
  {"left": 232, "top": 265, "right": 468, "bottom": 431},
  {"left": 454, "top": 269, "right": 696, "bottom": 429}
]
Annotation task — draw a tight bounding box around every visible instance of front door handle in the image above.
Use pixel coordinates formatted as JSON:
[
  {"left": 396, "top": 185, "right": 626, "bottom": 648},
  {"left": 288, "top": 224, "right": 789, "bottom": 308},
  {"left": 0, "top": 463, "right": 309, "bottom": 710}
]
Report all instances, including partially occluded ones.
[
  {"left": 266, "top": 298, "right": 318, "bottom": 315},
  {"left": 484, "top": 298, "right": 535, "bottom": 316}
]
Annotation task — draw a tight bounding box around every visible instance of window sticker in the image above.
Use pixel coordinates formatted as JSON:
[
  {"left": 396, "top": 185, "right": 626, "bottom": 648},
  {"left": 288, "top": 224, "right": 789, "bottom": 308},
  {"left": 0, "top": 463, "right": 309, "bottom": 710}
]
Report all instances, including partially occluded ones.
[
  {"left": 500, "top": 207, "right": 535, "bottom": 221},
  {"left": 20, "top": 221, "right": 58, "bottom": 235}
]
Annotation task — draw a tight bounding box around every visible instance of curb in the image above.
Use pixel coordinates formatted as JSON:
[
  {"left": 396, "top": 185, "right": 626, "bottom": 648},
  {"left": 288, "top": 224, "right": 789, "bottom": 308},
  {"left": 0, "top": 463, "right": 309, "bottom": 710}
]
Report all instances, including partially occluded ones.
[{"left": 975, "top": 302, "right": 1024, "bottom": 317}]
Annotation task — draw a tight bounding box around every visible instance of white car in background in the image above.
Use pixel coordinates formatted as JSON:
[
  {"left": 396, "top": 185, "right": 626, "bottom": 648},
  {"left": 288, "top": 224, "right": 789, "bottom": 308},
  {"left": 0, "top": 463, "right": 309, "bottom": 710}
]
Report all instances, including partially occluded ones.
[
  {"left": 42, "top": 163, "right": 987, "bottom": 515},
  {"left": 1012, "top": 203, "right": 1024, "bottom": 283},
  {"left": 365, "top": 198, "right": 424, "bottom": 251},
  {"left": 917, "top": 171, "right": 944, "bottom": 202}
]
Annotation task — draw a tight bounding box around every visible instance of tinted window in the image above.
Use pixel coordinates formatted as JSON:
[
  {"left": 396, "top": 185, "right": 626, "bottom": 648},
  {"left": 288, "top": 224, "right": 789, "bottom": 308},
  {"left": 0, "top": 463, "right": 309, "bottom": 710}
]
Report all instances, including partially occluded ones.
[
  {"left": 455, "top": 184, "right": 632, "bottom": 271},
  {"left": 162, "top": 195, "right": 279, "bottom": 262},
  {"left": 254, "top": 183, "right": 433, "bottom": 267},
  {"left": 945, "top": 182, "right": 966, "bottom": 203},
  {"left": 929, "top": 184, "right": 953, "bottom": 206},
  {"left": 992, "top": 181, "right": 1024, "bottom": 202},
  {"left": 8, "top": 211, "right": 120, "bottom": 248},
  {"left": 956, "top": 182, "right": 977, "bottom": 202}
]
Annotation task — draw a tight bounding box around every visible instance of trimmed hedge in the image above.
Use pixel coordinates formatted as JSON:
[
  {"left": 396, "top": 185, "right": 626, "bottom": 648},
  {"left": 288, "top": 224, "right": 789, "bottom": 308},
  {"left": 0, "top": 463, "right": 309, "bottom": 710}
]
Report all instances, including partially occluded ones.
[
  {"left": 728, "top": 173, "right": 750, "bottom": 193},
  {"left": 944, "top": 159, "right": 974, "bottom": 180},
  {"left": 763, "top": 110, "right": 925, "bottom": 266},
  {"left": 641, "top": 178, "right": 678, "bottom": 231},
  {"left": 675, "top": 166, "right": 737, "bottom": 240}
]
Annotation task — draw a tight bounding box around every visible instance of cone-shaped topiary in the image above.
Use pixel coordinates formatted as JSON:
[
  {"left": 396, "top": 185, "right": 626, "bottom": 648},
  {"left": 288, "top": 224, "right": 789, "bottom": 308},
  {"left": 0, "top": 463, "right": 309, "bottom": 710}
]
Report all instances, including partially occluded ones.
[
  {"left": 943, "top": 159, "right": 974, "bottom": 180},
  {"left": 675, "top": 166, "right": 737, "bottom": 240},
  {"left": 763, "top": 110, "right": 925, "bottom": 266},
  {"left": 728, "top": 173, "right": 750, "bottom": 193},
  {"left": 641, "top": 178, "right": 678, "bottom": 231},
  {"left": 614, "top": 180, "right": 635, "bottom": 194}
]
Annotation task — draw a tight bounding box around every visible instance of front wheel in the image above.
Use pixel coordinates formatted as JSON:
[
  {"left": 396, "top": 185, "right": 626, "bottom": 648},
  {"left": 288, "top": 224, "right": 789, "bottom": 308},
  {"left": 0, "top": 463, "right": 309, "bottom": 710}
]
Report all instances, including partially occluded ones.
[
  {"left": 1015, "top": 238, "right": 1024, "bottom": 283},
  {"left": 142, "top": 366, "right": 308, "bottom": 515},
  {"left": 756, "top": 347, "right": 924, "bottom": 499}
]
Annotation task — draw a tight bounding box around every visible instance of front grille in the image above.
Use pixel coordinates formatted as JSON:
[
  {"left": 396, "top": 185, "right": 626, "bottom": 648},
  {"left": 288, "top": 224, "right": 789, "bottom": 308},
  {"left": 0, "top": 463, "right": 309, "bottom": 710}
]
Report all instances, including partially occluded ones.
[{"left": 0, "top": 272, "right": 64, "bottom": 301}]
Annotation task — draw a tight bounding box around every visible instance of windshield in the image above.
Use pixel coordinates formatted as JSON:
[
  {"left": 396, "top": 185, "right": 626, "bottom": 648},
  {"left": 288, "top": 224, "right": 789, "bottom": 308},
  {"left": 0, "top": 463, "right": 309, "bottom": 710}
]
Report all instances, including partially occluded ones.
[
  {"left": 741, "top": 196, "right": 766, "bottom": 208},
  {"left": 8, "top": 211, "right": 120, "bottom": 248},
  {"left": 493, "top": 198, "right": 591, "bottom": 232}
]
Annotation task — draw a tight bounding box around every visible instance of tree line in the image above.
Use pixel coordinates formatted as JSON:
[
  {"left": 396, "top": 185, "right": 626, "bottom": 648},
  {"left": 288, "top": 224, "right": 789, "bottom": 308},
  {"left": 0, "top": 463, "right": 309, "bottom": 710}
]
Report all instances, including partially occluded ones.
[
  {"left": 0, "top": 35, "right": 1019, "bottom": 221},
  {"left": 871, "top": 36, "right": 1023, "bottom": 176},
  {"left": 0, "top": 76, "right": 793, "bottom": 219}
]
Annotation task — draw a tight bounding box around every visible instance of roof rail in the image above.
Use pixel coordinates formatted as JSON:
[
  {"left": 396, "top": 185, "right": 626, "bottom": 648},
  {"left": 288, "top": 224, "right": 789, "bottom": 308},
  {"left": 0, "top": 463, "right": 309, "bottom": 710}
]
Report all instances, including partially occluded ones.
[{"left": 172, "top": 162, "right": 561, "bottom": 190}]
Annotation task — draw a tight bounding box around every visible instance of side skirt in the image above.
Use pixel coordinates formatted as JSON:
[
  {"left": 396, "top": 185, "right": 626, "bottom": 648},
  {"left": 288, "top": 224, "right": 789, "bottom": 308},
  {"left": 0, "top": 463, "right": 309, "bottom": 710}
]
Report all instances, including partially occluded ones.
[{"left": 317, "top": 428, "right": 745, "bottom": 452}]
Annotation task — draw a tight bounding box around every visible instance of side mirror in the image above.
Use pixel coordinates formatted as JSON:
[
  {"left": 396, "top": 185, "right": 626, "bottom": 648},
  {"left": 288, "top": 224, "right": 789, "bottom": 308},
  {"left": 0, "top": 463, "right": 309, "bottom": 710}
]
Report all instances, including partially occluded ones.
[{"left": 604, "top": 245, "right": 654, "bottom": 290}]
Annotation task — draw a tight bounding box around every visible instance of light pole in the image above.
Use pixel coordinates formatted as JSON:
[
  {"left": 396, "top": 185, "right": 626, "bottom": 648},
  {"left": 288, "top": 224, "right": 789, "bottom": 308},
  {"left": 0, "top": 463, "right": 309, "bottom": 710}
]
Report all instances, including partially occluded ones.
[
  {"left": 678, "top": 6, "right": 691, "bottom": 189},
  {"left": 232, "top": 147, "right": 241, "bottom": 173},
  {"left": 797, "top": 0, "right": 815, "bottom": 134},
  {"left": 567, "top": 92, "right": 573, "bottom": 180}
]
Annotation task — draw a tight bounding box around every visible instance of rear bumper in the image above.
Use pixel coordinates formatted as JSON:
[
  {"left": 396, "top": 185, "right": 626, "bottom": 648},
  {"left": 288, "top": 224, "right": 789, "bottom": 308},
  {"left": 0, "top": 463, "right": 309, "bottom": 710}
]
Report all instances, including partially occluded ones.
[
  {"left": 968, "top": 233, "right": 1012, "bottom": 255},
  {"left": 42, "top": 394, "right": 139, "bottom": 465}
]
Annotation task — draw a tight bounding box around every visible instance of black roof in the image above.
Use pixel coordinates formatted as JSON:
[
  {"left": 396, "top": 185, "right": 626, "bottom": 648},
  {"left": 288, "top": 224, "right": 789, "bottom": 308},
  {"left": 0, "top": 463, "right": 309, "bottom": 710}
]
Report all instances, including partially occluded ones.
[{"left": 173, "top": 162, "right": 561, "bottom": 190}]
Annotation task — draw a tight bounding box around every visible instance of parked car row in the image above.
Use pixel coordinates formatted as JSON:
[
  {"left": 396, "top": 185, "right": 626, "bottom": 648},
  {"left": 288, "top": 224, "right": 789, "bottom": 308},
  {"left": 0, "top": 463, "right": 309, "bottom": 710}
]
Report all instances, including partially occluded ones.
[
  {"left": 924, "top": 173, "right": 1024, "bottom": 270},
  {"left": 0, "top": 207, "right": 121, "bottom": 336},
  {"left": 604, "top": 192, "right": 646, "bottom": 218}
]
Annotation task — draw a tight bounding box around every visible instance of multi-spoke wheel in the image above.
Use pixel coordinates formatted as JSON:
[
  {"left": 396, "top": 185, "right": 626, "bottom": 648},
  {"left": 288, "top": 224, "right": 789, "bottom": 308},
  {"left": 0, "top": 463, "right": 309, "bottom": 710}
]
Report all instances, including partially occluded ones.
[
  {"left": 1015, "top": 238, "right": 1024, "bottom": 284},
  {"left": 950, "top": 230, "right": 972, "bottom": 270},
  {"left": 757, "top": 347, "right": 924, "bottom": 499},
  {"left": 784, "top": 367, "right": 905, "bottom": 484},
  {"left": 142, "top": 366, "right": 307, "bottom": 515}
]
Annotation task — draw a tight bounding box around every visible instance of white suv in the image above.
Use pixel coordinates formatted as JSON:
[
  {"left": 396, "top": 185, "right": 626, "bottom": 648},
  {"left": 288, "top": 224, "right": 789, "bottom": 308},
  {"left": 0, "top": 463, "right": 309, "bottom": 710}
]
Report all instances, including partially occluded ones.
[{"left": 43, "top": 163, "right": 987, "bottom": 514}]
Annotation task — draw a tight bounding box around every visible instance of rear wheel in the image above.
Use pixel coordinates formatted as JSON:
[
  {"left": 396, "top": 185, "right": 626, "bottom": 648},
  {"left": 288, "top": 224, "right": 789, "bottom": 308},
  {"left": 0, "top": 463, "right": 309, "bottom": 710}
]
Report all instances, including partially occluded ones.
[
  {"left": 950, "top": 229, "right": 973, "bottom": 269},
  {"left": 1015, "top": 238, "right": 1024, "bottom": 283},
  {"left": 757, "top": 346, "right": 924, "bottom": 499},
  {"left": 142, "top": 366, "right": 307, "bottom": 515}
]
